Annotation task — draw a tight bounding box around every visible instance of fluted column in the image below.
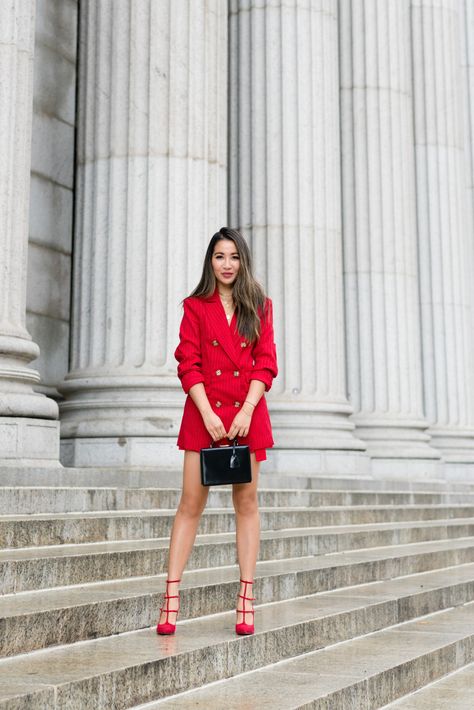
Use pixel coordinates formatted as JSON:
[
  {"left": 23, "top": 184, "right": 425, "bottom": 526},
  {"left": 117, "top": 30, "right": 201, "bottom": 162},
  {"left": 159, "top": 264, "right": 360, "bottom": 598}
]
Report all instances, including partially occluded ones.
[
  {"left": 412, "top": 0, "right": 474, "bottom": 475},
  {"left": 59, "top": 0, "right": 227, "bottom": 466},
  {"left": 461, "top": 1, "right": 474, "bottom": 361},
  {"left": 340, "top": 0, "right": 441, "bottom": 477},
  {"left": 229, "top": 0, "right": 369, "bottom": 475},
  {"left": 0, "top": 0, "right": 59, "bottom": 465}
]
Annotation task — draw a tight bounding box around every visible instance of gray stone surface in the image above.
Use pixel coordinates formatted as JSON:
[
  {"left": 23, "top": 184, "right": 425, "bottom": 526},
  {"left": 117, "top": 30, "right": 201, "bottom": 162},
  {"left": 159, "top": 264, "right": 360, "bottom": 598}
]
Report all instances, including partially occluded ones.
[
  {"left": 27, "top": 0, "right": 77, "bottom": 407},
  {"left": 138, "top": 603, "right": 474, "bottom": 709},
  {"left": 0, "top": 0, "right": 60, "bottom": 464},
  {"left": 1, "top": 601, "right": 471, "bottom": 709},
  {"left": 2, "top": 548, "right": 474, "bottom": 658},
  {"left": 2, "top": 530, "right": 474, "bottom": 595},
  {"left": 1, "top": 469, "right": 474, "bottom": 706},
  {"left": 385, "top": 659, "right": 474, "bottom": 708}
]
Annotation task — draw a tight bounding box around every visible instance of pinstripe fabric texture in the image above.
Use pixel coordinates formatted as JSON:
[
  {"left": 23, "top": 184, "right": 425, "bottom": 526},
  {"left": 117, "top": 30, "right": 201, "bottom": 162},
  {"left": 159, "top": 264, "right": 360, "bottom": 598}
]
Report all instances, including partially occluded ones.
[{"left": 175, "top": 286, "right": 278, "bottom": 458}]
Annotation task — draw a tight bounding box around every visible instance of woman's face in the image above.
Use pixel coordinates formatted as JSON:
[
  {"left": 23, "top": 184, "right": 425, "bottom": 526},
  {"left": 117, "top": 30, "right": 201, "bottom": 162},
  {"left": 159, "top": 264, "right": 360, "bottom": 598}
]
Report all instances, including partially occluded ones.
[{"left": 211, "top": 239, "right": 240, "bottom": 288}]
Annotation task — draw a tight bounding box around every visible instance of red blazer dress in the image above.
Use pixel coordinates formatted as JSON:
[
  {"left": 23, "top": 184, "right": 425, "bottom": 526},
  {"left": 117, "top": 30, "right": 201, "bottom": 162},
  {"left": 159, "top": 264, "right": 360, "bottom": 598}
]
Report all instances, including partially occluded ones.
[{"left": 175, "top": 286, "right": 278, "bottom": 460}]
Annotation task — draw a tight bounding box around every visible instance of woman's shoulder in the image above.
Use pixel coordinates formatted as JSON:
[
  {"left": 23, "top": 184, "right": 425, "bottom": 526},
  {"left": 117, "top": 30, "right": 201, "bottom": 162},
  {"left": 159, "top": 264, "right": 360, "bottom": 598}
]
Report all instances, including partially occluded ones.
[
  {"left": 258, "top": 295, "right": 273, "bottom": 316},
  {"left": 182, "top": 294, "right": 206, "bottom": 310}
]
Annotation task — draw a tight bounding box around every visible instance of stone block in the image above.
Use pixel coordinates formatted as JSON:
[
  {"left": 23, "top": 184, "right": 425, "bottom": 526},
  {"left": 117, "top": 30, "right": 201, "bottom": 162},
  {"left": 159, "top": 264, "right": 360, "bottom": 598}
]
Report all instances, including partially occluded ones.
[
  {"left": 0, "top": 418, "right": 60, "bottom": 465},
  {"left": 30, "top": 112, "right": 75, "bottom": 188},
  {"left": 29, "top": 174, "right": 73, "bottom": 253},
  {"left": 27, "top": 312, "right": 70, "bottom": 392},
  {"left": 26, "top": 242, "right": 71, "bottom": 321}
]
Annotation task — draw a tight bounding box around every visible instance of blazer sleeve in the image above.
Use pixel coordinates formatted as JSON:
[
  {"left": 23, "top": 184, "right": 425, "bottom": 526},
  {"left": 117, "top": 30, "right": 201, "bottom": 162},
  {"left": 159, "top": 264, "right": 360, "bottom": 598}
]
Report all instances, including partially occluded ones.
[
  {"left": 250, "top": 297, "right": 278, "bottom": 391},
  {"left": 174, "top": 298, "right": 206, "bottom": 394}
]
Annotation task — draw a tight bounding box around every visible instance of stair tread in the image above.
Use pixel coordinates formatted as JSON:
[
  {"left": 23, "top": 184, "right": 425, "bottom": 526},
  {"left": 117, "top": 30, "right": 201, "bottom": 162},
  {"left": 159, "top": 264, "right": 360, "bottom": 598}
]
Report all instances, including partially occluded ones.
[
  {"left": 3, "top": 484, "right": 474, "bottom": 496},
  {"left": 1, "top": 585, "right": 473, "bottom": 705},
  {"left": 3, "top": 503, "right": 474, "bottom": 522},
  {"left": 134, "top": 602, "right": 474, "bottom": 708},
  {"left": 2, "top": 518, "right": 474, "bottom": 559},
  {"left": 2, "top": 516, "right": 474, "bottom": 544},
  {"left": 1, "top": 527, "right": 473, "bottom": 565},
  {"left": 3, "top": 467, "right": 474, "bottom": 490},
  {"left": 384, "top": 659, "right": 474, "bottom": 708},
  {"left": 1, "top": 538, "right": 474, "bottom": 615}
]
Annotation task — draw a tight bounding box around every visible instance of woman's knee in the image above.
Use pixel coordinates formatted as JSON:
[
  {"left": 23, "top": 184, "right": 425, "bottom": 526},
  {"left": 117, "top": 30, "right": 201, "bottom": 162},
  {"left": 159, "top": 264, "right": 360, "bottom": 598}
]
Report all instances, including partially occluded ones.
[
  {"left": 178, "top": 494, "right": 206, "bottom": 518},
  {"left": 232, "top": 491, "right": 258, "bottom": 515}
]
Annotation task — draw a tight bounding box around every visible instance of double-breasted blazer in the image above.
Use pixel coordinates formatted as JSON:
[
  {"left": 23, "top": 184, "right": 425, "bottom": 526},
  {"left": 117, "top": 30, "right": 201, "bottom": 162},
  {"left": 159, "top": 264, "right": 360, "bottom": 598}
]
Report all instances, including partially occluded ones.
[{"left": 175, "top": 286, "right": 278, "bottom": 454}]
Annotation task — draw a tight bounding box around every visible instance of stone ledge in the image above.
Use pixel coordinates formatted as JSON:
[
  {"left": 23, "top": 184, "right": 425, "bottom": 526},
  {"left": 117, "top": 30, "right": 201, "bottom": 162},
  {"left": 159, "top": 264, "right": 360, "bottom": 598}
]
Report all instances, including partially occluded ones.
[{"left": 0, "top": 418, "right": 60, "bottom": 465}]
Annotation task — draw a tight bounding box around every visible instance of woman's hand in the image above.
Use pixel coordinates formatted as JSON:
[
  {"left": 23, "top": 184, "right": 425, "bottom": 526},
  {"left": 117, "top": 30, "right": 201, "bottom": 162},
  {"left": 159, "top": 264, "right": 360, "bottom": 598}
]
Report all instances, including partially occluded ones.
[
  {"left": 227, "top": 406, "right": 253, "bottom": 440},
  {"left": 202, "top": 409, "right": 227, "bottom": 442}
]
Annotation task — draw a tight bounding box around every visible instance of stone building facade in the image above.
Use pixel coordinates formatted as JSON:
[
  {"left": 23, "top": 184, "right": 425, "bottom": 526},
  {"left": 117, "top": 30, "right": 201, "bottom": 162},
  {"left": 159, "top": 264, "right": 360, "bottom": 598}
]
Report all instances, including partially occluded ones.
[{"left": 1, "top": 0, "right": 474, "bottom": 480}]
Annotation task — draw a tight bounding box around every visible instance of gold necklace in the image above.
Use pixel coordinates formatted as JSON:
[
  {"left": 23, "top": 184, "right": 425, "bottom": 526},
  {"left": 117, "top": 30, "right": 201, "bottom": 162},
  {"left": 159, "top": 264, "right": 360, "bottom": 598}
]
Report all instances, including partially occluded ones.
[{"left": 218, "top": 291, "right": 234, "bottom": 316}]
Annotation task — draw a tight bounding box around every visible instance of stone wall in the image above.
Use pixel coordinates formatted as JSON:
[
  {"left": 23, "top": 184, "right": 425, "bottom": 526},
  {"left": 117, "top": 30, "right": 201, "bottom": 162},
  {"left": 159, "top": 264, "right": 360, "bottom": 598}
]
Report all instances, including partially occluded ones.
[{"left": 28, "top": 0, "right": 77, "bottom": 400}]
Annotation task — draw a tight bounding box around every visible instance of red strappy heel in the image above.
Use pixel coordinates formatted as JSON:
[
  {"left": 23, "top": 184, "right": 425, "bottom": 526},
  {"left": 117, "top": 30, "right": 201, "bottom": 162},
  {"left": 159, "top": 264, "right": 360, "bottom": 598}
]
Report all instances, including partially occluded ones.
[
  {"left": 156, "top": 578, "right": 181, "bottom": 635},
  {"left": 236, "top": 578, "right": 255, "bottom": 635}
]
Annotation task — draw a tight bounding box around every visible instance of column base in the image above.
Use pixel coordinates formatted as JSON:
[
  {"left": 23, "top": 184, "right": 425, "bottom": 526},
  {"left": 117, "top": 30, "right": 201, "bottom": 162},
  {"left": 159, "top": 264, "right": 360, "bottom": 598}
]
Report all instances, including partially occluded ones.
[
  {"left": 60, "top": 436, "right": 183, "bottom": 468},
  {"left": 260, "top": 448, "right": 372, "bottom": 476},
  {"left": 0, "top": 417, "right": 60, "bottom": 466},
  {"left": 443, "top": 461, "right": 474, "bottom": 482},
  {"left": 370, "top": 457, "right": 444, "bottom": 480},
  {"left": 427, "top": 427, "right": 474, "bottom": 465}
]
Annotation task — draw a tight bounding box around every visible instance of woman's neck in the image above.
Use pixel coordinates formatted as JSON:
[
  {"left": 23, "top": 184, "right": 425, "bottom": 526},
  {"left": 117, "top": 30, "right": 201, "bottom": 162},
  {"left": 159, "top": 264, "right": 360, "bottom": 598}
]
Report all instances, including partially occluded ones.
[{"left": 217, "top": 285, "right": 233, "bottom": 298}]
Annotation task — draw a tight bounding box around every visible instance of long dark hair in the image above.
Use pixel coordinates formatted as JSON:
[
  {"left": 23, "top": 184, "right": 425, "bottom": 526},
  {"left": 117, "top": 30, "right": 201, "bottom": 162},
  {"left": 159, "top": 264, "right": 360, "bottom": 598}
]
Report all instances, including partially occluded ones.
[{"left": 189, "top": 227, "right": 266, "bottom": 342}]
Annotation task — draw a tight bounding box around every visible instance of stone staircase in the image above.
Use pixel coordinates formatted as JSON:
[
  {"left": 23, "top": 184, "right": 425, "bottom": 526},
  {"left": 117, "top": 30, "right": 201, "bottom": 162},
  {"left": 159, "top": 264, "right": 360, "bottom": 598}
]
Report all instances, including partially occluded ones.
[{"left": 1, "top": 467, "right": 474, "bottom": 708}]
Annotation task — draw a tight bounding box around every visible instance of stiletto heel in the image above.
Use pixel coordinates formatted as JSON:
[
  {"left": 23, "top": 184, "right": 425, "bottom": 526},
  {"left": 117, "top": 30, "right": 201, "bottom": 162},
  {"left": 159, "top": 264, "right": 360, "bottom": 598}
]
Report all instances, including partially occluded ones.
[
  {"left": 156, "top": 578, "right": 181, "bottom": 635},
  {"left": 235, "top": 578, "right": 255, "bottom": 635}
]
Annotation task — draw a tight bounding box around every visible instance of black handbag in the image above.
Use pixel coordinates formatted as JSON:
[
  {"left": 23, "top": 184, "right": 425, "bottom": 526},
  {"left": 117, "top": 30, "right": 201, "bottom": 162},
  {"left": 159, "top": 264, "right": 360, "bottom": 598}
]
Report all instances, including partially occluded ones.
[{"left": 200, "top": 439, "right": 252, "bottom": 486}]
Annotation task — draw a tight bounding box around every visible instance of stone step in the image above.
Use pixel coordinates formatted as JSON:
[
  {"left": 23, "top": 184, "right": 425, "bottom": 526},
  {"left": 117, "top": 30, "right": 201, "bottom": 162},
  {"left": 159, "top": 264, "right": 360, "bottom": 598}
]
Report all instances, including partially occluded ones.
[
  {"left": 3, "top": 521, "right": 474, "bottom": 594},
  {"left": 2, "top": 538, "right": 474, "bottom": 651},
  {"left": 1, "top": 575, "right": 474, "bottom": 708},
  {"left": 384, "top": 659, "right": 474, "bottom": 708},
  {"left": 3, "top": 505, "right": 474, "bottom": 551},
  {"left": 133, "top": 601, "right": 474, "bottom": 709},
  {"left": 4, "top": 548, "right": 474, "bottom": 656},
  {"left": 3, "top": 466, "right": 474, "bottom": 492},
  {"left": 3, "top": 485, "right": 474, "bottom": 515},
  {"left": 0, "top": 511, "right": 474, "bottom": 559}
]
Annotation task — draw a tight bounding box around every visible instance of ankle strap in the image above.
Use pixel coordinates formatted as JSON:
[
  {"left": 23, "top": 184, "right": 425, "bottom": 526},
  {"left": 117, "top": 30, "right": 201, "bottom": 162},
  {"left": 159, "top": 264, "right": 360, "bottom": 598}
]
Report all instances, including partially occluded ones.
[
  {"left": 240, "top": 578, "right": 253, "bottom": 584},
  {"left": 166, "top": 578, "right": 181, "bottom": 583}
]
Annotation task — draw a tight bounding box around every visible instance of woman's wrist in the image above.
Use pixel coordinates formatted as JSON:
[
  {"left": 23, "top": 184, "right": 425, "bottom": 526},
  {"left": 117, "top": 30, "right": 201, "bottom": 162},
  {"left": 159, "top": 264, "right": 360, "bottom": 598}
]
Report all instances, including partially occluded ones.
[{"left": 242, "top": 400, "right": 256, "bottom": 416}]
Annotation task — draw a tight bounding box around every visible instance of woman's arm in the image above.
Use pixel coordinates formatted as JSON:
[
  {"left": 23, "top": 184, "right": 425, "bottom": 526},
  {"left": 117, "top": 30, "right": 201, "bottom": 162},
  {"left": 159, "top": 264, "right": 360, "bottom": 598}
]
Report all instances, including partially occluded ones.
[
  {"left": 250, "top": 298, "right": 278, "bottom": 391},
  {"left": 174, "top": 299, "right": 205, "bottom": 393},
  {"left": 243, "top": 380, "right": 266, "bottom": 413},
  {"left": 189, "top": 382, "right": 227, "bottom": 442},
  {"left": 175, "top": 299, "right": 226, "bottom": 442},
  {"left": 227, "top": 379, "right": 265, "bottom": 440}
]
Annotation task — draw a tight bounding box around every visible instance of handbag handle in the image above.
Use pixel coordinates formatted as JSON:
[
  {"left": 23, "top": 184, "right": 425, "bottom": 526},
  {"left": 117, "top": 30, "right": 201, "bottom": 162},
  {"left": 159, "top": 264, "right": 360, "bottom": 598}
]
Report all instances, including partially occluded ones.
[
  {"left": 209, "top": 438, "right": 241, "bottom": 469},
  {"left": 209, "top": 437, "right": 239, "bottom": 448}
]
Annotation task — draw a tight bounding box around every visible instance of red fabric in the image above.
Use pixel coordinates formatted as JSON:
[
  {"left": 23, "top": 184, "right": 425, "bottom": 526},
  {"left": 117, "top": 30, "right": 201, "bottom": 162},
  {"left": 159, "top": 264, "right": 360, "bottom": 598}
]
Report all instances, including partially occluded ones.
[{"left": 175, "top": 286, "right": 278, "bottom": 455}]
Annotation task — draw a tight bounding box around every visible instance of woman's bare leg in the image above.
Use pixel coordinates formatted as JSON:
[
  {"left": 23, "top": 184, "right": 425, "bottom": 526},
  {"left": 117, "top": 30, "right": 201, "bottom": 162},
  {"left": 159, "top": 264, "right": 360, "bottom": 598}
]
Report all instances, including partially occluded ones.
[
  {"left": 232, "top": 453, "right": 260, "bottom": 624},
  {"left": 158, "top": 451, "right": 209, "bottom": 625}
]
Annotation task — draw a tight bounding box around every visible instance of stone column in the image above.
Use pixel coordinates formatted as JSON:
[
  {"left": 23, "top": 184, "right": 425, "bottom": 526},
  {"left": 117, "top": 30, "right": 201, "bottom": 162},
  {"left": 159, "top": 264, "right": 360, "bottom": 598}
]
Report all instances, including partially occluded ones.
[
  {"left": 59, "top": 0, "right": 227, "bottom": 466},
  {"left": 461, "top": 1, "right": 474, "bottom": 362},
  {"left": 412, "top": 0, "right": 474, "bottom": 478},
  {"left": 229, "top": 0, "right": 369, "bottom": 475},
  {"left": 0, "top": 0, "right": 59, "bottom": 465},
  {"left": 339, "top": 0, "right": 441, "bottom": 477}
]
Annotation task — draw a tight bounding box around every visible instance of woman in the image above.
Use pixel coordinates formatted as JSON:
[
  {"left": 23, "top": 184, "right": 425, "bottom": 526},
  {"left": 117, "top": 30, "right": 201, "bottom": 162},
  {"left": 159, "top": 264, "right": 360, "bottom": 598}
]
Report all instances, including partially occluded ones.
[{"left": 156, "top": 227, "right": 278, "bottom": 636}]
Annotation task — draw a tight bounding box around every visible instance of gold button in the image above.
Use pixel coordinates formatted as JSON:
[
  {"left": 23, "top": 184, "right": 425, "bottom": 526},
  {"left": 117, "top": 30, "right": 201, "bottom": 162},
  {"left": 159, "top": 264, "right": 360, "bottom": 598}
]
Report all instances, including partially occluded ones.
[
  {"left": 240, "top": 342, "right": 247, "bottom": 348},
  {"left": 216, "top": 369, "right": 222, "bottom": 376},
  {"left": 216, "top": 401, "right": 222, "bottom": 408},
  {"left": 212, "top": 339, "right": 219, "bottom": 346},
  {"left": 234, "top": 401, "right": 240, "bottom": 407},
  {"left": 233, "top": 370, "right": 239, "bottom": 377}
]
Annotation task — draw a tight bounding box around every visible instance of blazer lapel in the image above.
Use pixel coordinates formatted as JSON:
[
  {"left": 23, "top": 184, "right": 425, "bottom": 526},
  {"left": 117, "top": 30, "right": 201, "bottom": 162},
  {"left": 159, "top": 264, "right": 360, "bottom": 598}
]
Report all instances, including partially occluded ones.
[{"left": 206, "top": 288, "right": 240, "bottom": 367}]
